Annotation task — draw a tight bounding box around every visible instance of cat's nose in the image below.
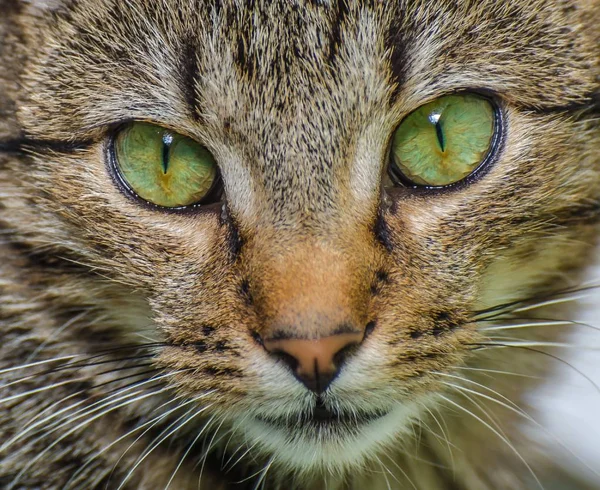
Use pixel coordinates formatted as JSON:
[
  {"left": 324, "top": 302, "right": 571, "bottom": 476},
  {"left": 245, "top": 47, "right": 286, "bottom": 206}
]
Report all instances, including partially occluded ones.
[{"left": 263, "top": 332, "right": 364, "bottom": 394}]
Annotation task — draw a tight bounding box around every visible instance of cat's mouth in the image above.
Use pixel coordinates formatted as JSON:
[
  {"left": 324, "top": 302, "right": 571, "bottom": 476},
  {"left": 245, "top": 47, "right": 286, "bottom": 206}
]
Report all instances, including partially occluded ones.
[{"left": 256, "top": 401, "right": 389, "bottom": 429}]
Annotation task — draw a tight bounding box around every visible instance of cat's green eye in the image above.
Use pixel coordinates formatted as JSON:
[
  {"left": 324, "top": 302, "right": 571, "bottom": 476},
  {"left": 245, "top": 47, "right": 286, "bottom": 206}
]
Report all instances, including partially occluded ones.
[
  {"left": 112, "top": 122, "right": 220, "bottom": 208},
  {"left": 388, "top": 94, "right": 497, "bottom": 188}
]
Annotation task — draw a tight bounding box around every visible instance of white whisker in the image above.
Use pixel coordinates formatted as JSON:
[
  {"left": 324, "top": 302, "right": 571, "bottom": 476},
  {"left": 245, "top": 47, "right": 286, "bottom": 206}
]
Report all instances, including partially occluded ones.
[
  {"left": 484, "top": 339, "right": 600, "bottom": 349},
  {"left": 2, "top": 371, "right": 173, "bottom": 451},
  {"left": 480, "top": 320, "right": 572, "bottom": 331},
  {"left": 438, "top": 395, "right": 544, "bottom": 490},
  {"left": 0, "top": 378, "right": 84, "bottom": 405},
  {"left": 116, "top": 401, "right": 214, "bottom": 490},
  {"left": 455, "top": 366, "right": 538, "bottom": 379},
  {"left": 380, "top": 452, "right": 416, "bottom": 490},
  {"left": 224, "top": 439, "right": 260, "bottom": 473},
  {"left": 373, "top": 454, "right": 394, "bottom": 490},
  {"left": 513, "top": 294, "right": 591, "bottom": 313},
  {"left": 25, "top": 310, "right": 93, "bottom": 363},
  {"left": 166, "top": 413, "right": 219, "bottom": 490},
  {"left": 252, "top": 456, "right": 275, "bottom": 490},
  {"left": 422, "top": 405, "right": 457, "bottom": 472},
  {"left": 0, "top": 355, "right": 79, "bottom": 376},
  {"left": 64, "top": 394, "right": 190, "bottom": 489},
  {"left": 439, "top": 374, "right": 600, "bottom": 480},
  {"left": 8, "top": 387, "right": 171, "bottom": 490},
  {"left": 197, "top": 416, "right": 227, "bottom": 484}
]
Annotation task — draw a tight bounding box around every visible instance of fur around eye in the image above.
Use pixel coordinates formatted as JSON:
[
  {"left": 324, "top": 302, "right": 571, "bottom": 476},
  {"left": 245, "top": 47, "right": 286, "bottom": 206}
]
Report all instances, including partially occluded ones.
[
  {"left": 111, "top": 122, "right": 221, "bottom": 208},
  {"left": 388, "top": 94, "right": 498, "bottom": 188}
]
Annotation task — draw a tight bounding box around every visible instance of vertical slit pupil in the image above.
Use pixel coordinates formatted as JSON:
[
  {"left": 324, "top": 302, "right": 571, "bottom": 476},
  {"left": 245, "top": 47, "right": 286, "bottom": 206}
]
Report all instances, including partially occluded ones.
[
  {"left": 162, "top": 133, "right": 174, "bottom": 174},
  {"left": 435, "top": 121, "right": 445, "bottom": 152}
]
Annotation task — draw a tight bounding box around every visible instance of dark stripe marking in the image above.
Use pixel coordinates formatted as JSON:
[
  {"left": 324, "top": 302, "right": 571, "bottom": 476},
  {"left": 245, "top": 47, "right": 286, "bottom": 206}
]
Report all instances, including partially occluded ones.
[
  {"left": 0, "top": 137, "right": 94, "bottom": 154},
  {"left": 4, "top": 238, "right": 94, "bottom": 274},
  {"left": 518, "top": 92, "right": 600, "bottom": 115},
  {"left": 373, "top": 211, "right": 394, "bottom": 252},
  {"left": 180, "top": 39, "right": 204, "bottom": 122},
  {"left": 327, "top": 1, "right": 350, "bottom": 64},
  {"left": 386, "top": 8, "right": 411, "bottom": 102},
  {"left": 508, "top": 203, "right": 600, "bottom": 228},
  {"left": 219, "top": 204, "right": 244, "bottom": 260}
]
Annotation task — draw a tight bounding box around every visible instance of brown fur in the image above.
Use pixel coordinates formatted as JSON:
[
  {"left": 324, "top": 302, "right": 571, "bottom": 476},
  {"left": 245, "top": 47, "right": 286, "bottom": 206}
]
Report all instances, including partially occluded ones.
[{"left": 0, "top": 0, "right": 599, "bottom": 488}]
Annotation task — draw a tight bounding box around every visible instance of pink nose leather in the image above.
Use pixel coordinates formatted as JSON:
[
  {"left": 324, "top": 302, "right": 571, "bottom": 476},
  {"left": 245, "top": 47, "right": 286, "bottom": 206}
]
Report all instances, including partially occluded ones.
[{"left": 263, "top": 332, "right": 364, "bottom": 393}]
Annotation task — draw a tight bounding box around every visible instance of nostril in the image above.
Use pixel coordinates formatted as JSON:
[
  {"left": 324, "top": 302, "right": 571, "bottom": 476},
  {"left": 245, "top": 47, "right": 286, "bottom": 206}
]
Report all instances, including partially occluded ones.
[
  {"left": 262, "top": 331, "right": 365, "bottom": 393},
  {"left": 364, "top": 321, "right": 376, "bottom": 339},
  {"left": 270, "top": 350, "right": 299, "bottom": 372},
  {"left": 332, "top": 342, "right": 360, "bottom": 369}
]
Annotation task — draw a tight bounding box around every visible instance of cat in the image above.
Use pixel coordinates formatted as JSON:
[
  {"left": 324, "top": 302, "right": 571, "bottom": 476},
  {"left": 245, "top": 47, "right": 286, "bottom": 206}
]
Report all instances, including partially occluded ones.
[{"left": 0, "top": 0, "right": 599, "bottom": 489}]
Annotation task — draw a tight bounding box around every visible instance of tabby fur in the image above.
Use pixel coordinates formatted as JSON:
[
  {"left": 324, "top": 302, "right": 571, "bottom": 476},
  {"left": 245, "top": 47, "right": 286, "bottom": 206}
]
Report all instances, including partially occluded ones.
[{"left": 0, "top": 1, "right": 599, "bottom": 489}]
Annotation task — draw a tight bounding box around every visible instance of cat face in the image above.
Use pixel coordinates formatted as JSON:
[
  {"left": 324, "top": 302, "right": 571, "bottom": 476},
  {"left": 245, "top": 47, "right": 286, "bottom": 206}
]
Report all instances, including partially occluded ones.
[{"left": 4, "top": 0, "right": 599, "bottom": 478}]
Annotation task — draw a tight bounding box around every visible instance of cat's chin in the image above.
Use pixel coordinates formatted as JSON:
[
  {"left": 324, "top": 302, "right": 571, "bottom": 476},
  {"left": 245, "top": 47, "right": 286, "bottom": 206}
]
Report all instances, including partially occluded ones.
[{"left": 234, "top": 401, "right": 424, "bottom": 474}]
